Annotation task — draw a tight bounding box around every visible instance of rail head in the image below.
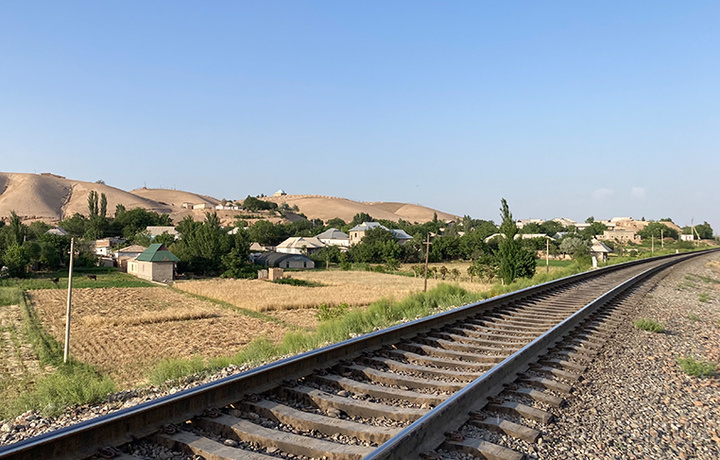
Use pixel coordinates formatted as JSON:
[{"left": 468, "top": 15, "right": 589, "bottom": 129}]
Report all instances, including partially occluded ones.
[
  {"left": 0, "top": 249, "right": 714, "bottom": 460},
  {"left": 362, "top": 250, "right": 710, "bottom": 460}
]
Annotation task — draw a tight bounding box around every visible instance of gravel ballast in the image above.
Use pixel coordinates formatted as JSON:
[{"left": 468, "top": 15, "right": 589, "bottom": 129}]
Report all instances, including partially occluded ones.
[{"left": 533, "top": 252, "right": 720, "bottom": 459}]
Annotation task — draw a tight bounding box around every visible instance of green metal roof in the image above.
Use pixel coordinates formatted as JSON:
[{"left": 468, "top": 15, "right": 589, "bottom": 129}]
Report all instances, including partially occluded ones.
[{"left": 135, "top": 243, "right": 180, "bottom": 263}]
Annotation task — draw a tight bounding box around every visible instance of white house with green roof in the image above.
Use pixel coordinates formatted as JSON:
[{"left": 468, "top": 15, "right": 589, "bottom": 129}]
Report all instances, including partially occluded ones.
[{"left": 127, "top": 243, "right": 180, "bottom": 284}]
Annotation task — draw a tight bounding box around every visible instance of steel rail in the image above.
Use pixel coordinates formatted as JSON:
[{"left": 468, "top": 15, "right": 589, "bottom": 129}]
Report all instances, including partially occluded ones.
[
  {"left": 0, "top": 249, "right": 713, "bottom": 460},
  {"left": 363, "top": 250, "right": 707, "bottom": 460}
]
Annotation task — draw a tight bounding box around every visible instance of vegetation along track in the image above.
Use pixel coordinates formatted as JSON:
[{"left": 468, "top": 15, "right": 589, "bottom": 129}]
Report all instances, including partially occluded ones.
[{"left": 0, "top": 250, "right": 714, "bottom": 460}]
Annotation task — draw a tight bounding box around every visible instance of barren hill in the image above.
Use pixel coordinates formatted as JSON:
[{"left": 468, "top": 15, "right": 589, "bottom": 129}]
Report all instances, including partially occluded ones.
[
  {"left": 0, "top": 173, "right": 170, "bottom": 222},
  {"left": 262, "top": 195, "right": 458, "bottom": 223},
  {"left": 0, "top": 173, "right": 458, "bottom": 225}
]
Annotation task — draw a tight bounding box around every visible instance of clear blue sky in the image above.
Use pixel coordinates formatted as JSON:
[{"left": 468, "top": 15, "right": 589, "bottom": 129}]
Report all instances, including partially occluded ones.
[{"left": 1, "top": 2, "right": 718, "bottom": 231}]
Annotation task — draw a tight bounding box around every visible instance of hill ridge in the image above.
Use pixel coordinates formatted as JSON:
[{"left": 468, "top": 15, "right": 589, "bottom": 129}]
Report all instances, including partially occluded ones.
[{"left": 0, "top": 172, "right": 458, "bottom": 225}]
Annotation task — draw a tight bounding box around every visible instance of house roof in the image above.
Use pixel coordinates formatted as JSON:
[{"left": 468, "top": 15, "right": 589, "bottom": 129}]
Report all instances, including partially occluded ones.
[
  {"left": 591, "top": 239, "right": 612, "bottom": 253},
  {"left": 276, "top": 236, "right": 325, "bottom": 250},
  {"left": 348, "top": 222, "right": 388, "bottom": 232},
  {"left": 135, "top": 243, "right": 180, "bottom": 262},
  {"left": 390, "top": 229, "right": 413, "bottom": 240},
  {"left": 316, "top": 228, "right": 349, "bottom": 240},
  {"left": 115, "top": 244, "right": 148, "bottom": 254},
  {"left": 146, "top": 226, "right": 179, "bottom": 237},
  {"left": 255, "top": 252, "right": 313, "bottom": 267},
  {"left": 46, "top": 227, "right": 68, "bottom": 236}
]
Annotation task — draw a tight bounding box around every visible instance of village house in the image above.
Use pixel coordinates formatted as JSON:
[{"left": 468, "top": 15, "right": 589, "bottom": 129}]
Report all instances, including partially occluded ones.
[
  {"left": 255, "top": 252, "right": 314, "bottom": 269},
  {"left": 590, "top": 239, "right": 612, "bottom": 263},
  {"left": 127, "top": 243, "right": 179, "bottom": 284},
  {"left": 273, "top": 189, "right": 288, "bottom": 197},
  {"left": 348, "top": 222, "right": 413, "bottom": 245},
  {"left": 596, "top": 229, "right": 641, "bottom": 243},
  {"left": 114, "top": 244, "right": 147, "bottom": 272},
  {"left": 146, "top": 226, "right": 180, "bottom": 240},
  {"left": 315, "top": 228, "right": 350, "bottom": 248},
  {"left": 276, "top": 236, "right": 325, "bottom": 255}
]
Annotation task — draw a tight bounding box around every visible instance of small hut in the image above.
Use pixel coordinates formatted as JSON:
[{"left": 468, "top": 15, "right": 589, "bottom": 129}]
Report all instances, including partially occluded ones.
[{"left": 127, "top": 243, "right": 180, "bottom": 284}]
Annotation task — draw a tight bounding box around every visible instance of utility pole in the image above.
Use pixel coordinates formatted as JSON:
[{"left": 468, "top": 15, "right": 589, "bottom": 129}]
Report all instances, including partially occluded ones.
[
  {"left": 423, "top": 233, "right": 431, "bottom": 292},
  {"left": 651, "top": 234, "right": 654, "bottom": 253},
  {"left": 63, "top": 237, "right": 75, "bottom": 364},
  {"left": 546, "top": 238, "right": 549, "bottom": 273},
  {"left": 661, "top": 229, "right": 664, "bottom": 249}
]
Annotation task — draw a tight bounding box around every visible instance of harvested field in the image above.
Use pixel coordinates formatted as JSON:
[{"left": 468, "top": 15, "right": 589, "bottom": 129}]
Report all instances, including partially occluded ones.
[
  {"left": 175, "top": 271, "right": 492, "bottom": 312},
  {"left": 29, "top": 288, "right": 288, "bottom": 386}
]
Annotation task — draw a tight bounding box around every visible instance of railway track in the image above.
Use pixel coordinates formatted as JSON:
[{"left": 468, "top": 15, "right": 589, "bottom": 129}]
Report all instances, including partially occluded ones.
[{"left": 0, "top": 250, "right": 713, "bottom": 460}]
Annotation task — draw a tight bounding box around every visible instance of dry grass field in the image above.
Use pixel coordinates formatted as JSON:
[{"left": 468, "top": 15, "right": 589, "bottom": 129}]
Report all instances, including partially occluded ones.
[
  {"left": 29, "top": 288, "right": 288, "bottom": 386},
  {"left": 174, "top": 271, "right": 492, "bottom": 313}
]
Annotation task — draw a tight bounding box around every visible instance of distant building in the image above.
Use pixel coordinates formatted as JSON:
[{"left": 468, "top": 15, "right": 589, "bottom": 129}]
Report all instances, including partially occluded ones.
[
  {"left": 146, "top": 226, "right": 180, "bottom": 240},
  {"left": 276, "top": 236, "right": 325, "bottom": 255},
  {"left": 590, "top": 239, "right": 612, "bottom": 263},
  {"left": 127, "top": 243, "right": 179, "bottom": 284},
  {"left": 46, "top": 227, "right": 68, "bottom": 236},
  {"left": 680, "top": 234, "right": 696, "bottom": 241},
  {"left": 255, "top": 252, "right": 314, "bottom": 269},
  {"left": 348, "top": 222, "right": 414, "bottom": 245},
  {"left": 114, "top": 244, "right": 148, "bottom": 272},
  {"left": 273, "top": 189, "right": 288, "bottom": 197},
  {"left": 316, "top": 228, "right": 350, "bottom": 248},
  {"left": 596, "top": 229, "right": 641, "bottom": 243}
]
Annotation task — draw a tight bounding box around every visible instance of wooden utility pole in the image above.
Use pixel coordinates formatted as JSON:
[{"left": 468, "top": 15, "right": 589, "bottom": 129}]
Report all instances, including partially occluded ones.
[
  {"left": 423, "top": 233, "right": 431, "bottom": 292},
  {"left": 546, "top": 238, "right": 550, "bottom": 273},
  {"left": 63, "top": 237, "right": 75, "bottom": 364}
]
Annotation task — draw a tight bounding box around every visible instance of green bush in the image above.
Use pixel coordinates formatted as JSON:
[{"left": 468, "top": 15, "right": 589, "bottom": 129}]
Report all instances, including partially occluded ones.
[
  {"left": 6, "top": 362, "right": 115, "bottom": 418},
  {"left": 316, "top": 303, "right": 349, "bottom": 322},
  {"left": 273, "top": 278, "right": 324, "bottom": 287},
  {"left": 633, "top": 318, "right": 665, "bottom": 333},
  {"left": 677, "top": 356, "right": 716, "bottom": 378}
]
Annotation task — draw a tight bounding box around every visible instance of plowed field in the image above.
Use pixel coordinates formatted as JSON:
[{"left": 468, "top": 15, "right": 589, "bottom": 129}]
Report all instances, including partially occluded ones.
[
  {"left": 175, "top": 271, "right": 490, "bottom": 312},
  {"left": 29, "top": 288, "right": 287, "bottom": 386}
]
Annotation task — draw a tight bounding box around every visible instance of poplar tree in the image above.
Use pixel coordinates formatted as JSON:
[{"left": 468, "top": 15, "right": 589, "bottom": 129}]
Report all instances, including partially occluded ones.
[{"left": 496, "top": 198, "right": 536, "bottom": 284}]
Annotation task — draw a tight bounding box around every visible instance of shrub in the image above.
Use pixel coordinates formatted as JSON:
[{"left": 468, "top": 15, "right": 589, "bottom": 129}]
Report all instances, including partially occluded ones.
[
  {"left": 316, "top": 303, "right": 350, "bottom": 322},
  {"left": 272, "top": 278, "right": 323, "bottom": 287},
  {"left": 633, "top": 318, "right": 665, "bottom": 333},
  {"left": 677, "top": 356, "right": 716, "bottom": 378}
]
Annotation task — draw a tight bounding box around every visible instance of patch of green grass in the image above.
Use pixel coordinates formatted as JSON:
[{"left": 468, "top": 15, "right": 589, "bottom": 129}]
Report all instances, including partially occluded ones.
[
  {"left": 0, "top": 268, "right": 154, "bottom": 290},
  {"left": 677, "top": 280, "right": 698, "bottom": 291},
  {"left": 686, "top": 274, "right": 720, "bottom": 285},
  {"left": 4, "top": 362, "right": 116, "bottom": 418},
  {"left": 677, "top": 356, "right": 717, "bottom": 378},
  {"left": 698, "top": 292, "right": 710, "bottom": 303},
  {"left": 0, "top": 287, "right": 23, "bottom": 306},
  {"left": 688, "top": 313, "right": 700, "bottom": 321},
  {"left": 0, "top": 294, "right": 117, "bottom": 419},
  {"left": 633, "top": 318, "right": 665, "bottom": 333},
  {"left": 316, "top": 303, "right": 350, "bottom": 322},
  {"left": 272, "top": 278, "right": 324, "bottom": 287},
  {"left": 146, "top": 356, "right": 207, "bottom": 385}
]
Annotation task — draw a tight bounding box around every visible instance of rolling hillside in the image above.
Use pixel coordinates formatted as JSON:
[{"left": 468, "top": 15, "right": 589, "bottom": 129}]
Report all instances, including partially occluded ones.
[{"left": 0, "top": 173, "right": 458, "bottom": 225}]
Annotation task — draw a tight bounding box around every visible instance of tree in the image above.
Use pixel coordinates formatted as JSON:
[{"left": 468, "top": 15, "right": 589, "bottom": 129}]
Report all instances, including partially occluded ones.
[
  {"left": 637, "top": 223, "right": 678, "bottom": 240},
  {"left": 3, "top": 243, "right": 29, "bottom": 277},
  {"left": 9, "top": 211, "right": 25, "bottom": 245},
  {"left": 350, "top": 213, "right": 374, "bottom": 227},
  {"left": 325, "top": 217, "right": 347, "bottom": 230},
  {"left": 695, "top": 222, "right": 714, "bottom": 239},
  {"left": 559, "top": 236, "right": 590, "bottom": 259},
  {"left": 495, "top": 199, "right": 536, "bottom": 284},
  {"left": 580, "top": 221, "right": 607, "bottom": 238}
]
